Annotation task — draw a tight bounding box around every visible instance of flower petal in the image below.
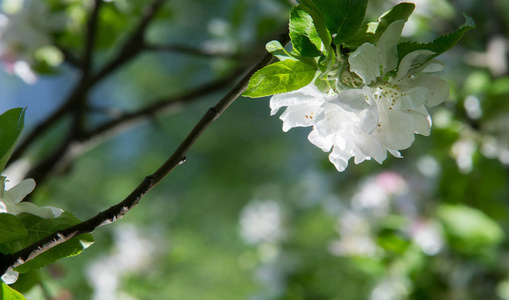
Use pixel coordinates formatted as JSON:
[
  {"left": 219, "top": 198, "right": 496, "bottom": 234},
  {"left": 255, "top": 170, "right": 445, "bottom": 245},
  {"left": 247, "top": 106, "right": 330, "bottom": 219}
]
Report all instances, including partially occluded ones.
[
  {"left": 269, "top": 84, "right": 324, "bottom": 115},
  {"left": 377, "top": 20, "right": 405, "bottom": 74},
  {"left": 308, "top": 129, "right": 334, "bottom": 152},
  {"left": 395, "top": 49, "right": 435, "bottom": 80},
  {"left": 348, "top": 43, "right": 381, "bottom": 84},
  {"left": 6, "top": 179, "right": 35, "bottom": 203},
  {"left": 410, "top": 75, "right": 450, "bottom": 107},
  {"left": 279, "top": 104, "right": 321, "bottom": 132},
  {"left": 375, "top": 107, "right": 416, "bottom": 150},
  {"left": 329, "top": 89, "right": 370, "bottom": 112}
]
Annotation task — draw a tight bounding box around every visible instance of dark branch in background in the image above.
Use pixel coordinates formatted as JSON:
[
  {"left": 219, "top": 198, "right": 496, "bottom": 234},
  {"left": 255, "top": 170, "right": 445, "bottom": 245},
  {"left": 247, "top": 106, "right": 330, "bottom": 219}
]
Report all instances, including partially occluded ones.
[
  {"left": 7, "top": 0, "right": 166, "bottom": 167},
  {"left": 0, "top": 30, "right": 290, "bottom": 277},
  {"left": 89, "top": 0, "right": 166, "bottom": 86},
  {"left": 85, "top": 67, "right": 245, "bottom": 141},
  {"left": 28, "top": 67, "right": 246, "bottom": 181},
  {"left": 144, "top": 43, "right": 241, "bottom": 59},
  {"left": 82, "top": 0, "right": 103, "bottom": 80},
  {"left": 57, "top": 46, "right": 82, "bottom": 69}
]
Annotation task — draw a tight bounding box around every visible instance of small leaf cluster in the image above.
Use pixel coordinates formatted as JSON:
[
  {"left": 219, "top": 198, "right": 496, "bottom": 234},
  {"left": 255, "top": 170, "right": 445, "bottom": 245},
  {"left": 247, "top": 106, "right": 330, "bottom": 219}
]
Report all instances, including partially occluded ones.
[
  {"left": 244, "top": 0, "right": 475, "bottom": 98},
  {"left": 0, "top": 109, "right": 93, "bottom": 295}
]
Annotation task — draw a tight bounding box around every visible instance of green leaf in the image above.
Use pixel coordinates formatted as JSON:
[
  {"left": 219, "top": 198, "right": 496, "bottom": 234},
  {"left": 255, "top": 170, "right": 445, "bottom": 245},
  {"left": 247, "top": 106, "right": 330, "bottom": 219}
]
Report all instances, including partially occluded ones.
[
  {"left": 375, "top": 2, "right": 415, "bottom": 37},
  {"left": 0, "top": 108, "right": 26, "bottom": 172},
  {"left": 13, "top": 213, "right": 94, "bottom": 273},
  {"left": 344, "top": 2, "right": 415, "bottom": 48},
  {"left": 243, "top": 60, "right": 316, "bottom": 98},
  {"left": 438, "top": 204, "right": 503, "bottom": 255},
  {"left": 0, "top": 214, "right": 28, "bottom": 244},
  {"left": 397, "top": 14, "right": 475, "bottom": 62},
  {"left": 289, "top": 6, "right": 322, "bottom": 57},
  {"left": 300, "top": 0, "right": 367, "bottom": 44},
  {"left": 299, "top": 0, "right": 332, "bottom": 48},
  {"left": 266, "top": 40, "right": 294, "bottom": 61},
  {"left": 0, "top": 282, "right": 26, "bottom": 300}
]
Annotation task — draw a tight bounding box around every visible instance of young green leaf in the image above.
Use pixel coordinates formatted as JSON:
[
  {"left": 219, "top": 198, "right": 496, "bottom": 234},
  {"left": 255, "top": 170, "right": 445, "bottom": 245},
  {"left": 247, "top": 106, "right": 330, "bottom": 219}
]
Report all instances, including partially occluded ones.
[
  {"left": 298, "top": 0, "right": 332, "bottom": 48},
  {"left": 243, "top": 60, "right": 316, "bottom": 98},
  {"left": 300, "top": 0, "right": 367, "bottom": 44},
  {"left": 289, "top": 6, "right": 322, "bottom": 57},
  {"left": 266, "top": 40, "right": 294, "bottom": 61},
  {"left": 397, "top": 14, "right": 475, "bottom": 62},
  {"left": 0, "top": 214, "right": 28, "bottom": 244},
  {"left": 13, "top": 213, "right": 94, "bottom": 273},
  {"left": 1, "top": 282, "right": 27, "bottom": 300},
  {"left": 375, "top": 2, "right": 415, "bottom": 37},
  {"left": 344, "top": 2, "right": 415, "bottom": 48},
  {"left": 0, "top": 108, "right": 26, "bottom": 172}
]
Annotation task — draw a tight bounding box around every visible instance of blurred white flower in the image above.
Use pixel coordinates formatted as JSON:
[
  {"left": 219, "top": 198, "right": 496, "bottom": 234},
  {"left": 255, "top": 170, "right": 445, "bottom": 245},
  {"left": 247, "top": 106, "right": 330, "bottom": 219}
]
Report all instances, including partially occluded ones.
[
  {"left": 451, "top": 138, "right": 476, "bottom": 173},
  {"left": 87, "top": 224, "right": 155, "bottom": 300},
  {"left": 270, "top": 21, "right": 449, "bottom": 172},
  {"left": 329, "top": 212, "right": 378, "bottom": 257},
  {"left": 239, "top": 200, "right": 283, "bottom": 245},
  {"left": 369, "top": 275, "right": 410, "bottom": 300},
  {"left": 0, "top": 0, "right": 66, "bottom": 83},
  {"left": 410, "top": 220, "right": 443, "bottom": 255}
]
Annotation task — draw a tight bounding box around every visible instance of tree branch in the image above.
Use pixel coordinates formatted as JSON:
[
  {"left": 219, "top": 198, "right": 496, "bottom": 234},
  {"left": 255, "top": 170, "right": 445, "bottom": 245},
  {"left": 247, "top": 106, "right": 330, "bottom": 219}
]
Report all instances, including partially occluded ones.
[{"left": 0, "top": 30, "right": 290, "bottom": 277}]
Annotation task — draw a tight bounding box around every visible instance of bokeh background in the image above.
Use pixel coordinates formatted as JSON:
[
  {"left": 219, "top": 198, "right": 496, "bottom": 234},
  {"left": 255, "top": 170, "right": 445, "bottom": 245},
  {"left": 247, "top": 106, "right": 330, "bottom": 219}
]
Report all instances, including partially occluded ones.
[{"left": 1, "top": 0, "right": 509, "bottom": 299}]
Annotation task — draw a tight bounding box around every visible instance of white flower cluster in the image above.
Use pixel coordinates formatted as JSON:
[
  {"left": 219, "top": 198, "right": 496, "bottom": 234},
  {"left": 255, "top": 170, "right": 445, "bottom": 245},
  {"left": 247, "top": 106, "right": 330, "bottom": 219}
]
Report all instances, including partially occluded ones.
[
  {"left": 270, "top": 21, "right": 450, "bottom": 171},
  {"left": 0, "top": 0, "right": 66, "bottom": 83}
]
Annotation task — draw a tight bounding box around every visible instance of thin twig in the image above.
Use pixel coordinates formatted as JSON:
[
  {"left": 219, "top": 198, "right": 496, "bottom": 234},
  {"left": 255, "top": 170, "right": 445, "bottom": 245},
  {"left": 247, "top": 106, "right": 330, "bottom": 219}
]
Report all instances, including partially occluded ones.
[{"left": 0, "top": 30, "right": 290, "bottom": 277}]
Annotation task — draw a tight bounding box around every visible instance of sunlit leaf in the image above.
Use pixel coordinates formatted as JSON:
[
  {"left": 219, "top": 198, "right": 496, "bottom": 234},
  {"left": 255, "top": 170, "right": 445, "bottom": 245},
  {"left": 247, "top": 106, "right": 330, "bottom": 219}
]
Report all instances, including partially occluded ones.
[
  {"left": 289, "top": 6, "right": 322, "bottom": 57},
  {"left": 0, "top": 282, "right": 26, "bottom": 300},
  {"left": 243, "top": 60, "right": 316, "bottom": 98}
]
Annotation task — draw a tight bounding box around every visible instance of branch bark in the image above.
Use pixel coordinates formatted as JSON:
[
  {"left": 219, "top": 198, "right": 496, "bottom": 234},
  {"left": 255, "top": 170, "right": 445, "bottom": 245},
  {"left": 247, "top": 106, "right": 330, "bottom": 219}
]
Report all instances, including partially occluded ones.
[{"left": 0, "top": 30, "right": 290, "bottom": 277}]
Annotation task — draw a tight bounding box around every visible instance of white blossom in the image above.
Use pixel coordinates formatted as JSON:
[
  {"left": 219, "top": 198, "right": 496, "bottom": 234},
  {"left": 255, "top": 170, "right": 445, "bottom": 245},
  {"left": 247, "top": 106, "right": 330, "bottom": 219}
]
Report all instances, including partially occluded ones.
[
  {"left": 0, "top": 176, "right": 63, "bottom": 218},
  {"left": 270, "top": 20, "right": 450, "bottom": 172}
]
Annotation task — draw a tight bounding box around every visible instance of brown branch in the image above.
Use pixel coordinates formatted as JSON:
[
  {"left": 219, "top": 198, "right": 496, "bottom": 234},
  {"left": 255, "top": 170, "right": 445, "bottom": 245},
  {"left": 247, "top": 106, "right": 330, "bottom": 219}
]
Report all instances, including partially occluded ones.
[{"left": 0, "top": 30, "right": 290, "bottom": 277}]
